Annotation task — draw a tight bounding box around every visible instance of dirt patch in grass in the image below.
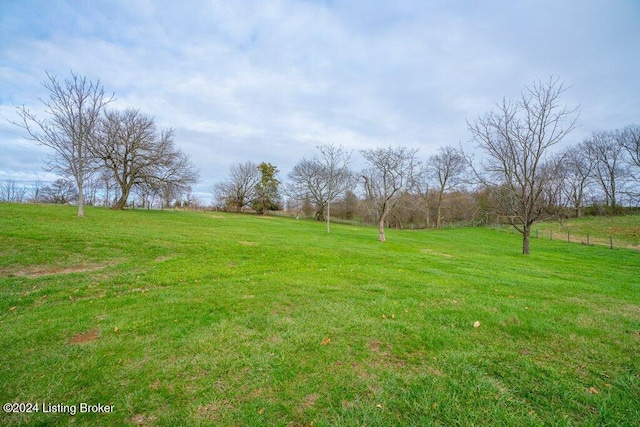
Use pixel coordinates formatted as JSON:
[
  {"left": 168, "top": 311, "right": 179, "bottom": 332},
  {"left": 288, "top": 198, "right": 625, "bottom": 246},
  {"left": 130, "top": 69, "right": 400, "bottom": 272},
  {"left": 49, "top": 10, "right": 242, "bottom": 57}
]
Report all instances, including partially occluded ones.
[
  {"left": 69, "top": 328, "right": 99, "bottom": 344},
  {"left": 302, "top": 393, "right": 320, "bottom": 409},
  {"left": 3, "top": 261, "right": 117, "bottom": 278},
  {"left": 129, "top": 414, "right": 158, "bottom": 426}
]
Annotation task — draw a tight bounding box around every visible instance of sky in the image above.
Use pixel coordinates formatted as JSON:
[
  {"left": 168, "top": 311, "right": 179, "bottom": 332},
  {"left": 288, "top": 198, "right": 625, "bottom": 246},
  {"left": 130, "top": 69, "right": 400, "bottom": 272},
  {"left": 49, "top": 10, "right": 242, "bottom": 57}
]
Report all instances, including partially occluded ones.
[{"left": 1, "top": 0, "right": 639, "bottom": 202}]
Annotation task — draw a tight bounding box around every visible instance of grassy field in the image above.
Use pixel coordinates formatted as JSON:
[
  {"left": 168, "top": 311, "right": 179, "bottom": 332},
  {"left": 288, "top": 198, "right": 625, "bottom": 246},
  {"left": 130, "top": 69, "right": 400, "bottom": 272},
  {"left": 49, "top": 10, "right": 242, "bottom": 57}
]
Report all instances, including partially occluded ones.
[
  {"left": 0, "top": 203, "right": 638, "bottom": 426},
  {"left": 531, "top": 215, "right": 640, "bottom": 250}
]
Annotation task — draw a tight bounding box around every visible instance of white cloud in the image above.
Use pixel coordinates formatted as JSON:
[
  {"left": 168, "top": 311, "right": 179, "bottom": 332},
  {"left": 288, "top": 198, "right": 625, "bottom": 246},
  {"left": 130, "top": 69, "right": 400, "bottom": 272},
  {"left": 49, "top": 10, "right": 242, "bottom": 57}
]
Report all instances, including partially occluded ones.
[{"left": 1, "top": 0, "right": 639, "bottom": 200}]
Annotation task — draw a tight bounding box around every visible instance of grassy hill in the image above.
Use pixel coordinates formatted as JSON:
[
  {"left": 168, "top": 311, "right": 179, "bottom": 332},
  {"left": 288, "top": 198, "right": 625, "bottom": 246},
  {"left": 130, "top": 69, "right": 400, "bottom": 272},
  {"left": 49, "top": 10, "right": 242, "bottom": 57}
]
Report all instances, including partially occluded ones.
[
  {"left": 531, "top": 215, "right": 640, "bottom": 249},
  {"left": 1, "top": 204, "right": 638, "bottom": 426}
]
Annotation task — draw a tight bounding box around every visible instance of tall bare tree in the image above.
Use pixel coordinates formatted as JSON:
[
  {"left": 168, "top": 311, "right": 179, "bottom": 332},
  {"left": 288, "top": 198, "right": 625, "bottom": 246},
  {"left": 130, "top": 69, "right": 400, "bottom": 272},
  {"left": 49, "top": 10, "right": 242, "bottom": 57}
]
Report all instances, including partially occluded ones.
[
  {"left": 12, "top": 71, "right": 114, "bottom": 216},
  {"left": 287, "top": 144, "right": 353, "bottom": 232},
  {"left": 213, "top": 161, "right": 260, "bottom": 212},
  {"left": 91, "top": 108, "right": 198, "bottom": 209},
  {"left": 467, "top": 76, "right": 579, "bottom": 254},
  {"left": 287, "top": 158, "right": 328, "bottom": 220},
  {"left": 426, "top": 145, "right": 466, "bottom": 228},
  {"left": 318, "top": 144, "right": 353, "bottom": 233},
  {"left": 361, "top": 146, "right": 419, "bottom": 241},
  {"left": 620, "top": 124, "right": 640, "bottom": 200},
  {"left": 560, "top": 142, "right": 595, "bottom": 217},
  {"left": 584, "top": 129, "right": 627, "bottom": 213}
]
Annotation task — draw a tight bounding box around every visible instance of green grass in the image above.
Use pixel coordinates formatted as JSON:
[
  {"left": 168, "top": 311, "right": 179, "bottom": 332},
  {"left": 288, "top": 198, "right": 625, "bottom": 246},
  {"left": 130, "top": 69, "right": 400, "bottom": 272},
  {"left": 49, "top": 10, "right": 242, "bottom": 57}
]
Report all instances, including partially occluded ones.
[
  {"left": 1, "top": 203, "right": 638, "bottom": 426},
  {"left": 532, "top": 215, "right": 640, "bottom": 249}
]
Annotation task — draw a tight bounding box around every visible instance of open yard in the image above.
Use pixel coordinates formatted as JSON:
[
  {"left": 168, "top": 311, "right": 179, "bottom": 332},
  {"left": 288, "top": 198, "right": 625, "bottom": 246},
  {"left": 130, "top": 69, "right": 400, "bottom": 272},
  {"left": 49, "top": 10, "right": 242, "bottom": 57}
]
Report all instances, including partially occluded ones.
[{"left": 0, "top": 204, "right": 638, "bottom": 426}]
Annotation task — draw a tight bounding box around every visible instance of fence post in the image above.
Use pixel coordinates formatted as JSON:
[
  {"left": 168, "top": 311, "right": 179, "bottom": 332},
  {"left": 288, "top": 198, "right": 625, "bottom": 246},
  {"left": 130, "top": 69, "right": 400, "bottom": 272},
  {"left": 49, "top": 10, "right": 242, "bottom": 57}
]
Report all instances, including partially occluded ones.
[
  {"left": 567, "top": 231, "right": 570, "bottom": 243},
  {"left": 550, "top": 230, "right": 553, "bottom": 241},
  {"left": 535, "top": 229, "right": 539, "bottom": 238},
  {"left": 610, "top": 236, "right": 613, "bottom": 249}
]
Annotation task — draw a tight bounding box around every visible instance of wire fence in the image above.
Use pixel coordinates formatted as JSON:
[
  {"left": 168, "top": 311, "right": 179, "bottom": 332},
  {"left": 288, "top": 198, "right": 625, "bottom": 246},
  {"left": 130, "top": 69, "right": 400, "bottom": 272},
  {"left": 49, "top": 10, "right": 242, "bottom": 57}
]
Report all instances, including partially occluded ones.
[{"left": 521, "top": 227, "right": 639, "bottom": 251}]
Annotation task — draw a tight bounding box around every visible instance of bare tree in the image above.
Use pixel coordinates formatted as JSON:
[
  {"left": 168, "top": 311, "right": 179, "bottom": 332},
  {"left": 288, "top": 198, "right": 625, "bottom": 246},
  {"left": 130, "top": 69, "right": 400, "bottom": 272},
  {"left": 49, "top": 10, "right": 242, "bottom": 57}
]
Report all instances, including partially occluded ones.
[
  {"left": 361, "top": 146, "right": 419, "bottom": 241},
  {"left": 584, "top": 129, "right": 627, "bottom": 213},
  {"left": 41, "top": 179, "right": 78, "bottom": 204},
  {"left": 318, "top": 144, "right": 353, "bottom": 233},
  {"left": 12, "top": 71, "right": 114, "bottom": 216},
  {"left": 91, "top": 108, "right": 199, "bottom": 210},
  {"left": 413, "top": 163, "right": 433, "bottom": 228},
  {"left": 560, "top": 142, "right": 595, "bottom": 217},
  {"left": 620, "top": 124, "right": 640, "bottom": 200},
  {"left": 426, "top": 145, "right": 466, "bottom": 228},
  {"left": 620, "top": 124, "right": 640, "bottom": 170},
  {"left": 30, "top": 180, "right": 44, "bottom": 203},
  {"left": 287, "top": 144, "right": 353, "bottom": 232},
  {"left": 0, "top": 180, "right": 27, "bottom": 203},
  {"left": 287, "top": 158, "right": 328, "bottom": 220},
  {"left": 212, "top": 161, "right": 260, "bottom": 212},
  {"left": 467, "top": 76, "right": 579, "bottom": 254}
]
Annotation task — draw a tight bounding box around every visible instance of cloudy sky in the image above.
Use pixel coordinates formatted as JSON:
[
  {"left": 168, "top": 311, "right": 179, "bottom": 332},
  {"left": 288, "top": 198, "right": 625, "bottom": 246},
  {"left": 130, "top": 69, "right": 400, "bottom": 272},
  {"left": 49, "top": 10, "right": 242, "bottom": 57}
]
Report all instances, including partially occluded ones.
[{"left": 1, "top": 0, "right": 639, "bottom": 201}]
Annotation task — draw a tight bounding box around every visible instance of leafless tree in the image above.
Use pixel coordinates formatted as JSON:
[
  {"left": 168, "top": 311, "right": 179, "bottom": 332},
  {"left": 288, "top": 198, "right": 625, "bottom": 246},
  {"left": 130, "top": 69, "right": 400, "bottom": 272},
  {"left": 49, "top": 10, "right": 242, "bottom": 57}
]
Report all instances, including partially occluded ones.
[
  {"left": 361, "top": 146, "right": 419, "bottom": 241},
  {"left": 41, "top": 179, "right": 78, "bottom": 204},
  {"left": 584, "top": 129, "right": 627, "bottom": 213},
  {"left": 0, "top": 180, "right": 27, "bottom": 203},
  {"left": 413, "top": 163, "right": 433, "bottom": 228},
  {"left": 467, "top": 76, "right": 579, "bottom": 254},
  {"left": 620, "top": 124, "right": 640, "bottom": 170},
  {"left": 620, "top": 124, "right": 640, "bottom": 200},
  {"left": 30, "top": 180, "right": 44, "bottom": 203},
  {"left": 212, "top": 161, "right": 260, "bottom": 212},
  {"left": 287, "top": 144, "right": 353, "bottom": 232},
  {"left": 12, "top": 71, "right": 114, "bottom": 216},
  {"left": 559, "top": 142, "right": 595, "bottom": 217},
  {"left": 99, "top": 169, "right": 117, "bottom": 207},
  {"left": 288, "top": 158, "right": 328, "bottom": 220},
  {"left": 318, "top": 144, "right": 353, "bottom": 233},
  {"left": 91, "top": 108, "right": 199, "bottom": 210},
  {"left": 83, "top": 174, "right": 103, "bottom": 206},
  {"left": 426, "top": 145, "right": 466, "bottom": 228}
]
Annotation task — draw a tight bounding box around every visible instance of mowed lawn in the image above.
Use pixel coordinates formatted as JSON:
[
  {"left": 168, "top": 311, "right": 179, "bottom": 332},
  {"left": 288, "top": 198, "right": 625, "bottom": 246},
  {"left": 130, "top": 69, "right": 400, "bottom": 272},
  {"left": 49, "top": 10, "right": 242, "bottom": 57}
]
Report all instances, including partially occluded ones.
[{"left": 0, "top": 204, "right": 638, "bottom": 426}]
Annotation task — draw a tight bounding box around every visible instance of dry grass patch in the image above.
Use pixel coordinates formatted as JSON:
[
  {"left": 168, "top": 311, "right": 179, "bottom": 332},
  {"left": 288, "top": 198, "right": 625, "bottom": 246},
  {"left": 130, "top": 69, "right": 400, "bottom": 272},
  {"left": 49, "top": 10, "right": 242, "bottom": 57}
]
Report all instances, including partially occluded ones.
[
  {"left": 3, "top": 261, "right": 119, "bottom": 278},
  {"left": 68, "top": 328, "right": 100, "bottom": 344}
]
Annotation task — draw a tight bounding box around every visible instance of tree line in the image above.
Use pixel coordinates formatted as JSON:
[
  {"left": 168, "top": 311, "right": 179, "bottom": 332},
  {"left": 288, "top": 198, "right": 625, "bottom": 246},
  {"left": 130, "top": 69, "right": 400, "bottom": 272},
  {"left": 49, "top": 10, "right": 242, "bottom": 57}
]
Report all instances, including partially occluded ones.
[
  {"left": 11, "top": 71, "right": 199, "bottom": 216},
  {"left": 212, "top": 77, "right": 639, "bottom": 253},
  {"left": 7, "top": 73, "right": 639, "bottom": 253}
]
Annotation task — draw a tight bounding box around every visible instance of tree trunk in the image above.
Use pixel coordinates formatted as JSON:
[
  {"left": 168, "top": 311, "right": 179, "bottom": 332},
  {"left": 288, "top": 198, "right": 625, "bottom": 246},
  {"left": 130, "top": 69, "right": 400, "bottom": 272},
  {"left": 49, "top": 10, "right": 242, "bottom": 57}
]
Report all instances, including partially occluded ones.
[
  {"left": 436, "top": 191, "right": 444, "bottom": 228},
  {"left": 113, "top": 187, "right": 130, "bottom": 210},
  {"left": 77, "top": 181, "right": 84, "bottom": 217},
  {"left": 378, "top": 217, "right": 386, "bottom": 242},
  {"left": 425, "top": 205, "right": 430, "bottom": 228},
  {"left": 522, "top": 226, "right": 531, "bottom": 255},
  {"left": 326, "top": 200, "right": 331, "bottom": 233}
]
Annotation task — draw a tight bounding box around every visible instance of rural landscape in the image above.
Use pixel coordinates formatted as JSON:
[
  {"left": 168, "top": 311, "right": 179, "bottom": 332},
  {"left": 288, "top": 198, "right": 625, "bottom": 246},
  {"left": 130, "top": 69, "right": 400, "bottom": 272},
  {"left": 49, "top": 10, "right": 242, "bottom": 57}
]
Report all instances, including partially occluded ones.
[
  {"left": 0, "top": 203, "right": 638, "bottom": 425},
  {"left": 1, "top": 1, "right": 639, "bottom": 426},
  {"left": 2, "top": 44, "right": 640, "bottom": 427}
]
